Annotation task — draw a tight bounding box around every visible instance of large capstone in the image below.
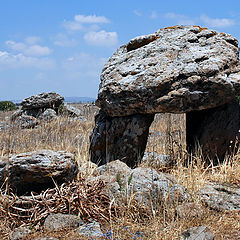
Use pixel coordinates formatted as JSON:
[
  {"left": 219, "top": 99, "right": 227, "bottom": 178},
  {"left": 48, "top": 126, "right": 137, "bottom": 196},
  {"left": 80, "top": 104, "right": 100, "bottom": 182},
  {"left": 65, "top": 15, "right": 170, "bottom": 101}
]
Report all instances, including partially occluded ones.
[
  {"left": 97, "top": 25, "right": 240, "bottom": 117},
  {"left": 22, "top": 92, "right": 64, "bottom": 110},
  {"left": 90, "top": 110, "right": 154, "bottom": 167}
]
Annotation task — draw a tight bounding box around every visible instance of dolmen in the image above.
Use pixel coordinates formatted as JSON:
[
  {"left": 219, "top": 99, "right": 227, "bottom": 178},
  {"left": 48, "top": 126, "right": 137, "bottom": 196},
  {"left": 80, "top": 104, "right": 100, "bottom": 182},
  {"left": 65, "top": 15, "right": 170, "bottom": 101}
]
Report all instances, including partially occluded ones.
[{"left": 90, "top": 25, "right": 240, "bottom": 167}]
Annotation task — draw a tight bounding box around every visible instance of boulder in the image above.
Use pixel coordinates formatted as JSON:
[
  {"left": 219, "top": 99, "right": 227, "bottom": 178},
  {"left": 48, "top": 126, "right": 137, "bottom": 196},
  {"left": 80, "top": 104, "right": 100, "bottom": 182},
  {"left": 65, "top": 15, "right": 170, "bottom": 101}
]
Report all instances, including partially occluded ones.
[
  {"left": 180, "top": 226, "right": 214, "bottom": 240},
  {"left": 97, "top": 25, "right": 240, "bottom": 117},
  {"left": 22, "top": 92, "right": 64, "bottom": 110},
  {"left": 90, "top": 160, "right": 189, "bottom": 207},
  {"left": 14, "top": 114, "right": 39, "bottom": 129},
  {"left": 43, "top": 213, "right": 84, "bottom": 231},
  {"left": 198, "top": 183, "right": 240, "bottom": 211},
  {"left": 90, "top": 110, "right": 154, "bottom": 167},
  {"left": 186, "top": 99, "right": 240, "bottom": 162},
  {"left": 1, "top": 150, "right": 78, "bottom": 194},
  {"left": 61, "top": 103, "right": 83, "bottom": 117},
  {"left": 39, "top": 109, "right": 57, "bottom": 121}
]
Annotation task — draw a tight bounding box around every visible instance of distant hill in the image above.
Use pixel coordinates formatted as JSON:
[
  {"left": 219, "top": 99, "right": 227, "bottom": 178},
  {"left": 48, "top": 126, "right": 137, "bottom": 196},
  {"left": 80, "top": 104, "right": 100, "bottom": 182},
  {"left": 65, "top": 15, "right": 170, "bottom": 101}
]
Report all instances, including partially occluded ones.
[{"left": 64, "top": 97, "right": 96, "bottom": 103}]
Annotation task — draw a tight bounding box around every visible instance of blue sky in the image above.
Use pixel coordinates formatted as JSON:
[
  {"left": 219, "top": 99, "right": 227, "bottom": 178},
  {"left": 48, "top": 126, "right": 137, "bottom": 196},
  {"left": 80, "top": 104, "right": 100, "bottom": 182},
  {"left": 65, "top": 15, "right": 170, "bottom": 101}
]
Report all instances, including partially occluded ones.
[{"left": 1, "top": 0, "right": 240, "bottom": 100}]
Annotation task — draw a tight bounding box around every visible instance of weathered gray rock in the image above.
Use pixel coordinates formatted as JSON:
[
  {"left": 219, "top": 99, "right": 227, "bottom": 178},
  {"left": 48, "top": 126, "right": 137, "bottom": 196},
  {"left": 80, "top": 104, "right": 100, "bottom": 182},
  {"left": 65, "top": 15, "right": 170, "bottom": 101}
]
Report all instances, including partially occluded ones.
[
  {"left": 180, "top": 226, "right": 214, "bottom": 240},
  {"left": 78, "top": 221, "right": 103, "bottom": 238},
  {"left": 10, "top": 226, "right": 31, "bottom": 240},
  {"left": 90, "top": 110, "right": 154, "bottom": 167},
  {"left": 187, "top": 99, "right": 240, "bottom": 162},
  {"left": 97, "top": 25, "right": 240, "bottom": 117},
  {"left": 91, "top": 160, "right": 189, "bottom": 207},
  {"left": 1, "top": 150, "right": 78, "bottom": 194},
  {"left": 22, "top": 92, "right": 64, "bottom": 110},
  {"left": 43, "top": 214, "right": 84, "bottom": 231},
  {"left": 11, "top": 109, "right": 24, "bottom": 121},
  {"left": 39, "top": 109, "right": 57, "bottom": 121},
  {"left": 198, "top": 183, "right": 240, "bottom": 211},
  {"left": 62, "top": 103, "right": 83, "bottom": 117},
  {"left": 142, "top": 152, "right": 174, "bottom": 168},
  {"left": 14, "top": 115, "right": 39, "bottom": 129}
]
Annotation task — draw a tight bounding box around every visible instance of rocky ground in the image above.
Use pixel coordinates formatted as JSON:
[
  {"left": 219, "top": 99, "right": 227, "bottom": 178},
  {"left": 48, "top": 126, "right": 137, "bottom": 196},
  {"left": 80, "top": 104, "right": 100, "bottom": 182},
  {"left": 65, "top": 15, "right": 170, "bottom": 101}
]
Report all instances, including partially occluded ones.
[{"left": 0, "top": 103, "right": 239, "bottom": 239}]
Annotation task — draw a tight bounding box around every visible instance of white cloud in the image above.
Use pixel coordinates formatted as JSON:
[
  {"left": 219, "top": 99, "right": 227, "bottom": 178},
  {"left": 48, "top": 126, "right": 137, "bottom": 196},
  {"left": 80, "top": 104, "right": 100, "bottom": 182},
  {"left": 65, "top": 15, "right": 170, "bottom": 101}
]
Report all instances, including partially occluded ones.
[
  {"left": 200, "top": 15, "right": 235, "bottom": 28},
  {"left": 133, "top": 10, "right": 142, "bottom": 17},
  {"left": 74, "top": 14, "right": 110, "bottom": 23},
  {"left": 164, "top": 12, "right": 195, "bottom": 25},
  {"left": 25, "top": 36, "right": 41, "bottom": 45},
  {"left": 6, "top": 40, "right": 51, "bottom": 56},
  {"left": 53, "top": 33, "right": 77, "bottom": 47},
  {"left": 0, "top": 51, "right": 55, "bottom": 70},
  {"left": 63, "top": 14, "right": 110, "bottom": 31},
  {"left": 84, "top": 30, "right": 118, "bottom": 47},
  {"left": 150, "top": 11, "right": 158, "bottom": 19}
]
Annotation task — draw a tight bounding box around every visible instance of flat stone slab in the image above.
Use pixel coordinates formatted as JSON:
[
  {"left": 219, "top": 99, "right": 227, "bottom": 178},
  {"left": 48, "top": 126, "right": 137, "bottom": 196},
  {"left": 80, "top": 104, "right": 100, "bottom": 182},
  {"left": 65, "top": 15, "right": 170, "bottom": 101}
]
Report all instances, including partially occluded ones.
[
  {"left": 22, "top": 92, "right": 64, "bottom": 110},
  {"left": 180, "top": 226, "right": 214, "bottom": 240},
  {"left": 198, "top": 183, "right": 240, "bottom": 211},
  {"left": 97, "top": 25, "right": 240, "bottom": 117}
]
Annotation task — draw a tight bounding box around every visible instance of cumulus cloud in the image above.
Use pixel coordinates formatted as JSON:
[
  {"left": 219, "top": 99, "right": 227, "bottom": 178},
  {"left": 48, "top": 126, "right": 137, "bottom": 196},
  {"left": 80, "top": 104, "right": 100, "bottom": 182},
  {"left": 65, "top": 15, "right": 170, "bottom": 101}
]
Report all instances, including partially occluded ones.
[
  {"left": 25, "top": 36, "right": 41, "bottom": 45},
  {"left": 84, "top": 30, "right": 118, "bottom": 47},
  {"left": 63, "top": 14, "right": 110, "bottom": 31},
  {"left": 74, "top": 14, "right": 110, "bottom": 23},
  {"left": 53, "top": 33, "right": 77, "bottom": 47},
  {"left": 0, "top": 51, "right": 55, "bottom": 70},
  {"left": 164, "top": 12, "right": 195, "bottom": 25},
  {"left": 200, "top": 15, "right": 235, "bottom": 28},
  {"left": 6, "top": 40, "right": 51, "bottom": 57}
]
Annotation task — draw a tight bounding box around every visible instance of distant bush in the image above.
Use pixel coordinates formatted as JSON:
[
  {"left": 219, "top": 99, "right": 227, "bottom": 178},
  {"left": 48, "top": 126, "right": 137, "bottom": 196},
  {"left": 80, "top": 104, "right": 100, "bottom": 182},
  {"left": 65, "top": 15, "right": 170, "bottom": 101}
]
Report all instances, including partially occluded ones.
[{"left": 0, "top": 101, "right": 17, "bottom": 111}]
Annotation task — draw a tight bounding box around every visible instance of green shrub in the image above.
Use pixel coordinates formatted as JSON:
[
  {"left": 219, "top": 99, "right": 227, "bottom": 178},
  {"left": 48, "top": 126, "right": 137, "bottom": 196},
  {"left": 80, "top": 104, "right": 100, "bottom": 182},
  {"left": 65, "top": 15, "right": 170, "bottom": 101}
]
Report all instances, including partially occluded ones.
[{"left": 0, "top": 101, "right": 17, "bottom": 111}]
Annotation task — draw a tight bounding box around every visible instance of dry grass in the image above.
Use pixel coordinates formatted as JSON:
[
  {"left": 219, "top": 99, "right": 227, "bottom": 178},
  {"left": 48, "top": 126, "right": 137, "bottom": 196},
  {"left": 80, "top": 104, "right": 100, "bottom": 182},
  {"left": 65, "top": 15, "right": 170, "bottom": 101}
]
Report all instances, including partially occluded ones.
[{"left": 0, "top": 106, "right": 239, "bottom": 239}]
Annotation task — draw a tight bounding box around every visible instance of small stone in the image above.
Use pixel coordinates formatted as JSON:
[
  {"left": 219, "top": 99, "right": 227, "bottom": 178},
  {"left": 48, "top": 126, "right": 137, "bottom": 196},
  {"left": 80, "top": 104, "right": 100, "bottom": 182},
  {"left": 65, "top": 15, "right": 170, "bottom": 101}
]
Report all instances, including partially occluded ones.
[
  {"left": 43, "top": 214, "right": 84, "bottom": 231},
  {"left": 180, "top": 226, "right": 214, "bottom": 240},
  {"left": 14, "top": 115, "right": 39, "bottom": 129},
  {"left": 62, "top": 103, "right": 83, "bottom": 117},
  {"left": 78, "top": 221, "right": 103, "bottom": 238},
  {"left": 33, "top": 237, "right": 59, "bottom": 240},
  {"left": 10, "top": 226, "right": 31, "bottom": 240}
]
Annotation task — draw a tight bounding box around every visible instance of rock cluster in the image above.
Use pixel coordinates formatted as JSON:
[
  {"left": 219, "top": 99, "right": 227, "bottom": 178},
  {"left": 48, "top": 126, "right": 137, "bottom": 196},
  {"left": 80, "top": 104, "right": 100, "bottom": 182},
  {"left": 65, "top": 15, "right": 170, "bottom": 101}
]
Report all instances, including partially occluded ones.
[
  {"left": 90, "top": 25, "right": 240, "bottom": 166},
  {"left": 11, "top": 92, "right": 64, "bottom": 128},
  {"left": 0, "top": 150, "right": 78, "bottom": 194}
]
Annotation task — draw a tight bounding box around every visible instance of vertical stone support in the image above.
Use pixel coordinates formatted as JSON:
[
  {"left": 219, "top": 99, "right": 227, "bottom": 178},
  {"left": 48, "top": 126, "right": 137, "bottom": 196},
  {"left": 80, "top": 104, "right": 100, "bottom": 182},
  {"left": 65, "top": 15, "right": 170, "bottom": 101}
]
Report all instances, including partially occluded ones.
[
  {"left": 90, "top": 110, "right": 154, "bottom": 168},
  {"left": 186, "top": 99, "right": 240, "bottom": 163}
]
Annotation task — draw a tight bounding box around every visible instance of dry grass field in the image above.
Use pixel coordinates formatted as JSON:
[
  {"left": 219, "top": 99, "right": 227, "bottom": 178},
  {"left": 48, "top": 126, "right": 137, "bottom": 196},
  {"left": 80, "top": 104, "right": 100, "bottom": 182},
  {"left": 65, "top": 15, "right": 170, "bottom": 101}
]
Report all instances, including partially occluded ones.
[{"left": 0, "top": 104, "right": 239, "bottom": 239}]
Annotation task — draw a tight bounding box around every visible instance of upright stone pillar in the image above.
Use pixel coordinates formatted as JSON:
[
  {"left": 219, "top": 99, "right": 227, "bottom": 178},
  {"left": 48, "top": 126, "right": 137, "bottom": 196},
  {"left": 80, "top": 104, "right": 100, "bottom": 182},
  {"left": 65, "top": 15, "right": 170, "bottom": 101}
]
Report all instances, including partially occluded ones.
[
  {"left": 90, "top": 110, "right": 154, "bottom": 168},
  {"left": 186, "top": 99, "right": 240, "bottom": 163}
]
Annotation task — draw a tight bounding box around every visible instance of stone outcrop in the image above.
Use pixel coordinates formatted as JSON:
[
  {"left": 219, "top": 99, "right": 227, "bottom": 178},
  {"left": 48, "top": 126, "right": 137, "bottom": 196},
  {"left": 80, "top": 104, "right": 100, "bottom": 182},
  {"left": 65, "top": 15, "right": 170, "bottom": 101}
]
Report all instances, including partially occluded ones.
[
  {"left": 198, "top": 182, "right": 240, "bottom": 211},
  {"left": 0, "top": 150, "right": 78, "bottom": 194},
  {"left": 90, "top": 110, "right": 154, "bottom": 167},
  {"left": 90, "top": 160, "right": 189, "bottom": 207},
  {"left": 97, "top": 25, "right": 240, "bottom": 117},
  {"left": 90, "top": 25, "right": 240, "bottom": 167}
]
